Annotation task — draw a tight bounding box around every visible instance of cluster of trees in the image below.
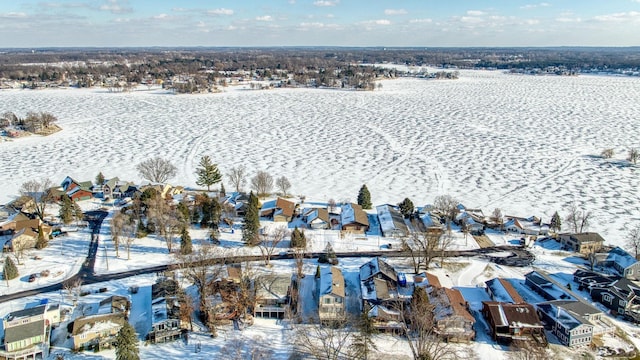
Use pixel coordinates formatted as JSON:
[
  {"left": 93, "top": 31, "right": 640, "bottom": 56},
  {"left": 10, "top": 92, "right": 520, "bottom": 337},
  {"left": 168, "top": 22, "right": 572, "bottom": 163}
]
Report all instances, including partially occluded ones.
[
  {"left": 0, "top": 111, "right": 58, "bottom": 133},
  {"left": 136, "top": 156, "right": 292, "bottom": 199}
]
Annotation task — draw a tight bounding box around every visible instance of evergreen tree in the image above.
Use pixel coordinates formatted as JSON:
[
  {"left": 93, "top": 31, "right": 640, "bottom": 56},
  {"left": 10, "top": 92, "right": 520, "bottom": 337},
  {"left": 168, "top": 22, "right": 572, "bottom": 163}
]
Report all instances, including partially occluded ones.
[
  {"left": 95, "top": 172, "right": 105, "bottom": 186},
  {"left": 35, "top": 224, "right": 48, "bottom": 249},
  {"left": 398, "top": 197, "right": 415, "bottom": 218},
  {"left": 550, "top": 211, "right": 562, "bottom": 233},
  {"left": 195, "top": 155, "right": 222, "bottom": 191},
  {"left": 115, "top": 322, "right": 140, "bottom": 360},
  {"left": 350, "top": 308, "right": 379, "bottom": 360},
  {"left": 357, "top": 184, "right": 372, "bottom": 209},
  {"left": 180, "top": 226, "right": 193, "bottom": 255},
  {"left": 59, "top": 195, "right": 74, "bottom": 224},
  {"left": 220, "top": 182, "right": 226, "bottom": 198},
  {"left": 319, "top": 242, "right": 338, "bottom": 264},
  {"left": 3, "top": 257, "right": 18, "bottom": 280},
  {"left": 176, "top": 202, "right": 190, "bottom": 225},
  {"left": 290, "top": 227, "right": 306, "bottom": 248},
  {"left": 242, "top": 191, "right": 261, "bottom": 246}
]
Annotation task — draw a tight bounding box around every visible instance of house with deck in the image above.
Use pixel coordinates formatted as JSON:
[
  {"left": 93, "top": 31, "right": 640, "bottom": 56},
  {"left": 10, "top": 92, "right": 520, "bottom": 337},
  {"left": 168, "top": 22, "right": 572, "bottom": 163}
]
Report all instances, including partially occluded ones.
[
  {"left": 536, "top": 301, "right": 594, "bottom": 348},
  {"left": 254, "top": 274, "right": 291, "bottom": 319},
  {"left": 481, "top": 301, "right": 547, "bottom": 347},
  {"left": 69, "top": 295, "right": 131, "bottom": 351},
  {"left": 146, "top": 278, "right": 183, "bottom": 344},
  {"left": 1, "top": 304, "right": 59, "bottom": 360}
]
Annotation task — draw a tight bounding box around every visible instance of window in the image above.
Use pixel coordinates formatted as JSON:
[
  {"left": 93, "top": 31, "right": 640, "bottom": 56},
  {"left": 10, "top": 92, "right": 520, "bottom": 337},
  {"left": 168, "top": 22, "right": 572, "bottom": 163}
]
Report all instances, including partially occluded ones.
[
  {"left": 324, "top": 298, "right": 332, "bottom": 304},
  {"left": 335, "top": 297, "right": 343, "bottom": 304}
]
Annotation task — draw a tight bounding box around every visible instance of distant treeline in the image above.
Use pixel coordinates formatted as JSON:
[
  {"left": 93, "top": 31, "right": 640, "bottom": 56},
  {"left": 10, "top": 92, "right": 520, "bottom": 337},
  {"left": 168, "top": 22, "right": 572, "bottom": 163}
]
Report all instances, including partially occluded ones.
[{"left": 0, "top": 47, "right": 638, "bottom": 89}]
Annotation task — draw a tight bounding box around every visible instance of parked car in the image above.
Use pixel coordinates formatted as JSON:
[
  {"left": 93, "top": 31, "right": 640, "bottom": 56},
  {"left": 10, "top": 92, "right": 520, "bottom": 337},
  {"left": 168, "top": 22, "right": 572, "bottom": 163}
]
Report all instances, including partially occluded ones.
[{"left": 28, "top": 274, "right": 37, "bottom": 282}]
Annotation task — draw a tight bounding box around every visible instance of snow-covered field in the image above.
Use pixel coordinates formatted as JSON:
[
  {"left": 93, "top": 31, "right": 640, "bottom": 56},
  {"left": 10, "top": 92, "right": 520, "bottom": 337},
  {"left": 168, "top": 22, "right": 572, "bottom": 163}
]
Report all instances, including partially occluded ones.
[{"left": 2, "top": 71, "right": 639, "bottom": 246}]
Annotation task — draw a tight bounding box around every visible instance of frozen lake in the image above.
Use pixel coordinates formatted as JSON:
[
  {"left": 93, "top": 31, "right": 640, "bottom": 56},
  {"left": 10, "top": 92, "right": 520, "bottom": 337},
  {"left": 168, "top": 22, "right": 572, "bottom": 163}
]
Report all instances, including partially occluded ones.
[{"left": 1, "top": 70, "right": 639, "bottom": 245}]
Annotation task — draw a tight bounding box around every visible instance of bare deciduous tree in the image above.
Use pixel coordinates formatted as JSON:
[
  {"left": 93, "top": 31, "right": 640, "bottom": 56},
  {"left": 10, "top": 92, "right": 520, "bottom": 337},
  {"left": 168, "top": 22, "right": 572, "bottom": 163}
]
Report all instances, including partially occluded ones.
[
  {"left": 177, "top": 289, "right": 195, "bottom": 331},
  {"left": 433, "top": 194, "right": 458, "bottom": 222},
  {"left": 276, "top": 176, "right": 292, "bottom": 196},
  {"left": 293, "top": 318, "right": 354, "bottom": 360},
  {"left": 328, "top": 199, "right": 337, "bottom": 213},
  {"left": 63, "top": 278, "right": 83, "bottom": 307},
  {"left": 396, "top": 291, "right": 462, "bottom": 360},
  {"left": 147, "top": 193, "right": 180, "bottom": 253},
  {"left": 111, "top": 212, "right": 126, "bottom": 258},
  {"left": 251, "top": 170, "right": 274, "bottom": 197},
  {"left": 227, "top": 165, "right": 247, "bottom": 193},
  {"left": 136, "top": 157, "right": 177, "bottom": 183},
  {"left": 402, "top": 232, "right": 444, "bottom": 273},
  {"left": 20, "top": 178, "right": 53, "bottom": 221},
  {"left": 491, "top": 208, "right": 503, "bottom": 230},
  {"left": 627, "top": 224, "right": 640, "bottom": 260},
  {"left": 177, "top": 243, "right": 225, "bottom": 336},
  {"left": 564, "top": 202, "right": 592, "bottom": 233},
  {"left": 258, "top": 225, "right": 290, "bottom": 266}
]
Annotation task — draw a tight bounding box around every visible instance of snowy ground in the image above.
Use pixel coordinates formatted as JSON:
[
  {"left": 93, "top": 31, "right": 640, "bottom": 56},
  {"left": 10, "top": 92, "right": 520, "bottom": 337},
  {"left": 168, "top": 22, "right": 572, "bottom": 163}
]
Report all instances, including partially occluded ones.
[
  {"left": 1, "top": 71, "right": 639, "bottom": 247},
  {"left": 5, "top": 238, "right": 638, "bottom": 360}
]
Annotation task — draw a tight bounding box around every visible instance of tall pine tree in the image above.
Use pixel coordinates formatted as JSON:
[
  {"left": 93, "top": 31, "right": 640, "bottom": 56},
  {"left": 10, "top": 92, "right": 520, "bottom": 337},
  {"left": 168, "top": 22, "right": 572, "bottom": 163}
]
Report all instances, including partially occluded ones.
[
  {"left": 290, "top": 227, "right": 306, "bottom": 248},
  {"left": 357, "top": 184, "right": 372, "bottom": 209},
  {"left": 195, "top": 155, "right": 222, "bottom": 191},
  {"left": 59, "top": 195, "right": 74, "bottom": 224},
  {"left": 115, "top": 322, "right": 139, "bottom": 360},
  {"left": 550, "top": 211, "right": 562, "bottom": 233},
  {"left": 180, "top": 226, "right": 193, "bottom": 255},
  {"left": 242, "top": 191, "right": 260, "bottom": 246},
  {"left": 398, "top": 197, "right": 415, "bottom": 218}
]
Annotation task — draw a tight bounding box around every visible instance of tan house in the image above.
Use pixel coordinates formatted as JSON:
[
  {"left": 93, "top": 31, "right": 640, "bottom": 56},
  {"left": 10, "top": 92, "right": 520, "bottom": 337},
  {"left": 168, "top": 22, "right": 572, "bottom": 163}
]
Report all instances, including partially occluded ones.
[
  {"left": 559, "top": 232, "right": 605, "bottom": 255},
  {"left": 274, "top": 198, "right": 296, "bottom": 222},
  {"left": 70, "top": 295, "right": 131, "bottom": 352},
  {"left": 340, "top": 203, "right": 369, "bottom": 233},
  {"left": 5, "top": 219, "right": 52, "bottom": 252},
  {"left": 71, "top": 313, "right": 127, "bottom": 351},
  {"left": 317, "top": 266, "right": 346, "bottom": 322}
]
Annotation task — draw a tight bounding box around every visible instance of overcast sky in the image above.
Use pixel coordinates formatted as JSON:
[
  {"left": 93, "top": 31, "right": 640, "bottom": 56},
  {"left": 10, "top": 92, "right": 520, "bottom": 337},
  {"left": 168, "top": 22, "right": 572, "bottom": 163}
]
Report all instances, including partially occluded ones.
[{"left": 1, "top": 0, "right": 639, "bottom": 48}]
